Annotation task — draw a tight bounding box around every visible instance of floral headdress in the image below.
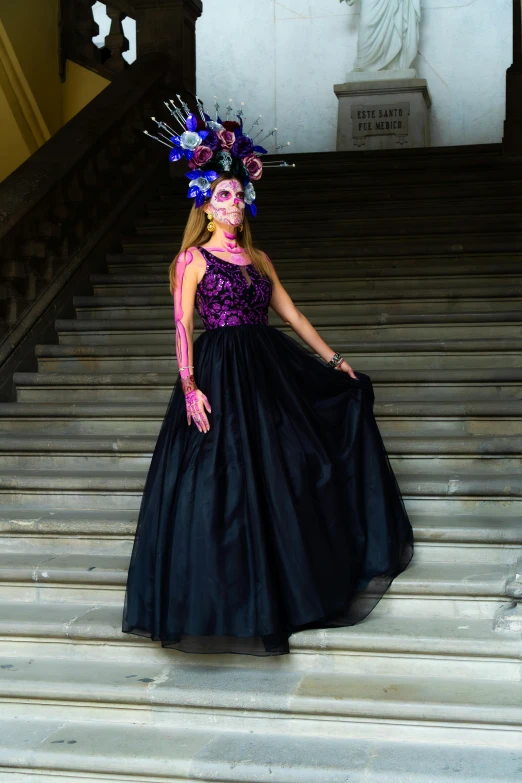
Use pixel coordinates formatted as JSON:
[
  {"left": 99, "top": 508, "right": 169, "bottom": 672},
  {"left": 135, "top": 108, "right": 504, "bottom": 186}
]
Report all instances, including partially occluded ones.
[{"left": 144, "top": 94, "right": 295, "bottom": 217}]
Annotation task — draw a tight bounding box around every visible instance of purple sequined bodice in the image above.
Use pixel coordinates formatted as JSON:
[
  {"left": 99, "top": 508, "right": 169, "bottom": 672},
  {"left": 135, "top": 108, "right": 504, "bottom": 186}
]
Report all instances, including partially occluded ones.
[{"left": 195, "top": 246, "right": 273, "bottom": 330}]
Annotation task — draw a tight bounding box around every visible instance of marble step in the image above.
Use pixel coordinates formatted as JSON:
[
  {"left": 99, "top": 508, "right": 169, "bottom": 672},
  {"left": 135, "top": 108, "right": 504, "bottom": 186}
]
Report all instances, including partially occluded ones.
[
  {"left": 133, "top": 214, "right": 522, "bottom": 238},
  {"left": 0, "top": 456, "right": 518, "bottom": 479},
  {"left": 101, "top": 253, "right": 522, "bottom": 276},
  {"left": 0, "top": 402, "right": 168, "bottom": 435},
  {"left": 61, "top": 311, "right": 519, "bottom": 330},
  {"left": 0, "top": 431, "right": 520, "bottom": 473},
  {"left": 155, "top": 175, "right": 521, "bottom": 203},
  {"left": 163, "top": 162, "right": 521, "bottom": 188},
  {"left": 0, "top": 415, "right": 521, "bottom": 439},
  {"left": 119, "top": 233, "right": 522, "bottom": 258},
  {"left": 13, "top": 383, "right": 522, "bottom": 405},
  {"left": 0, "top": 541, "right": 515, "bottom": 620},
  {"left": 51, "top": 319, "right": 522, "bottom": 347},
  {"left": 0, "top": 509, "right": 519, "bottom": 565},
  {"left": 0, "top": 402, "right": 520, "bottom": 437},
  {"left": 144, "top": 194, "right": 520, "bottom": 219},
  {"left": 0, "top": 469, "right": 519, "bottom": 511},
  {"left": 104, "top": 253, "right": 520, "bottom": 278},
  {"left": 0, "top": 398, "right": 520, "bottom": 418},
  {"left": 33, "top": 351, "right": 522, "bottom": 375},
  {"left": 13, "top": 370, "right": 522, "bottom": 405},
  {"left": 224, "top": 165, "right": 522, "bottom": 188},
  {"left": 92, "top": 275, "right": 522, "bottom": 299},
  {"left": 152, "top": 149, "right": 507, "bottom": 178},
  {"left": 94, "top": 273, "right": 522, "bottom": 299},
  {"left": 0, "top": 714, "right": 520, "bottom": 783},
  {"left": 1, "top": 513, "right": 520, "bottom": 566},
  {"left": 0, "top": 448, "right": 522, "bottom": 478},
  {"left": 251, "top": 170, "right": 522, "bottom": 191},
  {"left": 33, "top": 342, "right": 522, "bottom": 374},
  {"left": 72, "top": 297, "right": 522, "bottom": 322},
  {"left": 0, "top": 654, "right": 521, "bottom": 748},
  {"left": 0, "top": 599, "right": 519, "bottom": 679},
  {"left": 80, "top": 278, "right": 522, "bottom": 302},
  {"left": 44, "top": 336, "right": 519, "bottom": 355}
]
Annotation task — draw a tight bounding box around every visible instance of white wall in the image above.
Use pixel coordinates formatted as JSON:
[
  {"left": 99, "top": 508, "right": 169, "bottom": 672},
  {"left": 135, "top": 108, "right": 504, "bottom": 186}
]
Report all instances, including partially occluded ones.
[{"left": 195, "top": 0, "right": 511, "bottom": 153}]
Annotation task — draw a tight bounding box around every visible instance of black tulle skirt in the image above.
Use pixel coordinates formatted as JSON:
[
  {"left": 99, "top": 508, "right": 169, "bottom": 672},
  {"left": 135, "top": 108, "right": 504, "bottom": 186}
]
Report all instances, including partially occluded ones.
[{"left": 122, "top": 323, "right": 414, "bottom": 655}]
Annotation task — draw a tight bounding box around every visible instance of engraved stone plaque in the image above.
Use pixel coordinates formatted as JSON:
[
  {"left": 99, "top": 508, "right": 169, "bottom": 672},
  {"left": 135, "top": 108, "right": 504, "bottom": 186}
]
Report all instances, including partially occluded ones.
[{"left": 351, "top": 103, "right": 410, "bottom": 137}]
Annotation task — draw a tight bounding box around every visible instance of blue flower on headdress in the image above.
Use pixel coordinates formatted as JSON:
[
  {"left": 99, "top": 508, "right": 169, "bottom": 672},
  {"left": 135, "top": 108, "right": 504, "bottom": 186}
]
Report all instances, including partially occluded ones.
[
  {"left": 168, "top": 113, "right": 210, "bottom": 163},
  {"left": 244, "top": 182, "right": 255, "bottom": 205},
  {"left": 185, "top": 169, "right": 219, "bottom": 208}
]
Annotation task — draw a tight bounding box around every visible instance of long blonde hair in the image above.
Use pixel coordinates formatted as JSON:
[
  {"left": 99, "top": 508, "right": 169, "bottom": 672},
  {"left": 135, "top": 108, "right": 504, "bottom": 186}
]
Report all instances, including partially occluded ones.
[{"left": 168, "top": 173, "right": 274, "bottom": 294}]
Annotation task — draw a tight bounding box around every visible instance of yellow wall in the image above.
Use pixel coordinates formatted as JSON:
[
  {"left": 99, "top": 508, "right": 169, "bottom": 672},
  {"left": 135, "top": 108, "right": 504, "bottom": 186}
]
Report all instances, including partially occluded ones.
[
  {"left": 0, "top": 0, "right": 62, "bottom": 135},
  {"left": 62, "top": 59, "right": 109, "bottom": 125},
  {"left": 0, "top": 0, "right": 109, "bottom": 182},
  {"left": 0, "top": 82, "right": 32, "bottom": 180}
]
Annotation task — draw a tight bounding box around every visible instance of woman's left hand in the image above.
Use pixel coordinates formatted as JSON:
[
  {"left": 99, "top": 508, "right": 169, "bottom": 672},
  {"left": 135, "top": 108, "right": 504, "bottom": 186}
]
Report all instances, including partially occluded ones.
[{"left": 335, "top": 359, "right": 358, "bottom": 379}]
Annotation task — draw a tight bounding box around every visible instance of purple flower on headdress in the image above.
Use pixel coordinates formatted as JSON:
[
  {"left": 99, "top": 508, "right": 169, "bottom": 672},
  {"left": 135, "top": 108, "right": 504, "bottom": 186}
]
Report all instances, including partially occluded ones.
[
  {"left": 217, "top": 129, "right": 235, "bottom": 150},
  {"left": 204, "top": 130, "right": 220, "bottom": 151},
  {"left": 192, "top": 145, "right": 214, "bottom": 167},
  {"left": 242, "top": 153, "right": 263, "bottom": 181},
  {"left": 231, "top": 135, "right": 254, "bottom": 158}
]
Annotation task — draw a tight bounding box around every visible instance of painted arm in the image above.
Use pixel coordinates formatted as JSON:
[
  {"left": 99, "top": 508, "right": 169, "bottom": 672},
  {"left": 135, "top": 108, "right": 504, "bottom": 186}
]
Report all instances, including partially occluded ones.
[
  {"left": 266, "top": 254, "right": 358, "bottom": 379},
  {"left": 173, "top": 248, "right": 212, "bottom": 432}
]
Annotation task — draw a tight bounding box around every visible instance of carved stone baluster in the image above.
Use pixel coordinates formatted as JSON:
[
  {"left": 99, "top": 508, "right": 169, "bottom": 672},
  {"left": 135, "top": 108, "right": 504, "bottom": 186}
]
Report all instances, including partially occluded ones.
[
  {"left": 76, "top": 0, "right": 100, "bottom": 60},
  {"left": 101, "top": 5, "right": 130, "bottom": 74},
  {"left": 0, "top": 236, "right": 25, "bottom": 326},
  {"left": 60, "top": 0, "right": 101, "bottom": 75}
]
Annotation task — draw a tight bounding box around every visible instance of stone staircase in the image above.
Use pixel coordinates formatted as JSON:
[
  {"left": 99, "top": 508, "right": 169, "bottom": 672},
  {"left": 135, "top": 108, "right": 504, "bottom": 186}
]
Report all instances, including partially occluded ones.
[{"left": 0, "top": 143, "right": 521, "bottom": 782}]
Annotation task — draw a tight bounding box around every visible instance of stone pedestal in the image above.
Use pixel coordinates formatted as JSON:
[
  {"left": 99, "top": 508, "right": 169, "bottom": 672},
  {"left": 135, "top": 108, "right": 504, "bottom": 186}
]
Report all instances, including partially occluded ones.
[{"left": 334, "top": 74, "right": 432, "bottom": 152}]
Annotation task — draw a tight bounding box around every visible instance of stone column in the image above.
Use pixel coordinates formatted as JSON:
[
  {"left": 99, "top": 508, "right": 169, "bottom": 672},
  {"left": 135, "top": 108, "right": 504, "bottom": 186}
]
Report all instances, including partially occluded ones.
[
  {"left": 132, "top": 0, "right": 203, "bottom": 90},
  {"left": 503, "top": 0, "right": 522, "bottom": 155}
]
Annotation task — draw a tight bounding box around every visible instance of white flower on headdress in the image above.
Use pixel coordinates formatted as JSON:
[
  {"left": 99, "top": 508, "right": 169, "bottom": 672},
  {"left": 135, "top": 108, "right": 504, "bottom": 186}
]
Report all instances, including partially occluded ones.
[
  {"left": 207, "top": 121, "right": 224, "bottom": 131},
  {"left": 180, "top": 131, "right": 202, "bottom": 151},
  {"left": 244, "top": 182, "right": 256, "bottom": 205},
  {"left": 192, "top": 176, "right": 212, "bottom": 192}
]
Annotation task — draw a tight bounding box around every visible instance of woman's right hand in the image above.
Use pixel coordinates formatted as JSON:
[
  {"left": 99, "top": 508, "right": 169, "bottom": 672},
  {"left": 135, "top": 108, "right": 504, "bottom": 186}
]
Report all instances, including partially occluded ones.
[{"left": 185, "top": 388, "right": 212, "bottom": 432}]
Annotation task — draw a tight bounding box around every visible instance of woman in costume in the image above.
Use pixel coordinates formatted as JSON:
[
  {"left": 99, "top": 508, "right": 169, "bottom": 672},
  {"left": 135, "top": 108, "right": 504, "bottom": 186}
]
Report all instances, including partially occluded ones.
[{"left": 122, "top": 95, "right": 414, "bottom": 656}]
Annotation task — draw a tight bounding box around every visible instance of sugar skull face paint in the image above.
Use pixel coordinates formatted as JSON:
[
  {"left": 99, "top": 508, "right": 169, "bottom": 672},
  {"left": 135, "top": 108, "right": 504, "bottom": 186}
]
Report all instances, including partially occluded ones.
[{"left": 206, "top": 179, "right": 245, "bottom": 227}]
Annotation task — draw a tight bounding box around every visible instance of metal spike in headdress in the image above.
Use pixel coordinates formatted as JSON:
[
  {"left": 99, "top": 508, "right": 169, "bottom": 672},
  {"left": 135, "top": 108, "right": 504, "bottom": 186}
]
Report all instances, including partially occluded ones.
[{"left": 143, "top": 94, "right": 295, "bottom": 216}]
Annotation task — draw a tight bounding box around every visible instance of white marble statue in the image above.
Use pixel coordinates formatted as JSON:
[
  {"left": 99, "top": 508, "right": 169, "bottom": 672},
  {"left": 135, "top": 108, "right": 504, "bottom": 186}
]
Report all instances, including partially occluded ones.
[{"left": 342, "top": 0, "right": 421, "bottom": 72}]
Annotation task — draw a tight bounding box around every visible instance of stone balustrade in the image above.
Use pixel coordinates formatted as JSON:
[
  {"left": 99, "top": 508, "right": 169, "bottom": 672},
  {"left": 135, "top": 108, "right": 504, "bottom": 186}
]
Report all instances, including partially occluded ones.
[{"left": 0, "top": 53, "right": 172, "bottom": 355}]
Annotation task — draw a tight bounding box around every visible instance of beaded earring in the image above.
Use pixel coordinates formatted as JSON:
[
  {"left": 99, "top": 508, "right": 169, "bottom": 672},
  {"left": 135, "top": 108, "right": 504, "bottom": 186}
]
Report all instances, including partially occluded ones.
[{"left": 206, "top": 212, "right": 216, "bottom": 232}]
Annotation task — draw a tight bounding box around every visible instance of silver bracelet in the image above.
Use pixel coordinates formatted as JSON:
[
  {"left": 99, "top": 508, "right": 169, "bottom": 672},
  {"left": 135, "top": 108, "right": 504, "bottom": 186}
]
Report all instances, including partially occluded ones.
[{"left": 326, "top": 352, "right": 344, "bottom": 368}]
